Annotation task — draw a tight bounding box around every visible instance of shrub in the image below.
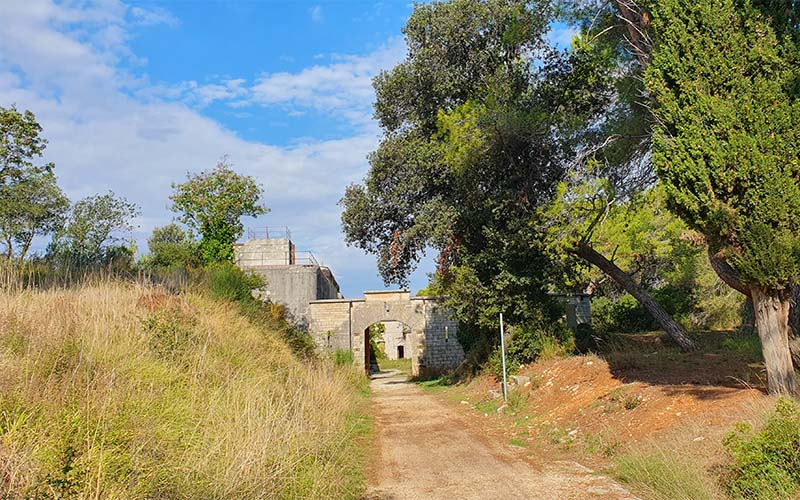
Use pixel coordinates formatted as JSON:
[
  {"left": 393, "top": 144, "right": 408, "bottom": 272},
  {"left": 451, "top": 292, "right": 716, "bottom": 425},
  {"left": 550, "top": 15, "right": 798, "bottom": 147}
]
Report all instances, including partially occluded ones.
[
  {"left": 722, "top": 398, "right": 800, "bottom": 500},
  {"left": 487, "top": 319, "right": 573, "bottom": 379},
  {"left": 592, "top": 294, "right": 657, "bottom": 334},
  {"left": 200, "top": 261, "right": 264, "bottom": 303}
]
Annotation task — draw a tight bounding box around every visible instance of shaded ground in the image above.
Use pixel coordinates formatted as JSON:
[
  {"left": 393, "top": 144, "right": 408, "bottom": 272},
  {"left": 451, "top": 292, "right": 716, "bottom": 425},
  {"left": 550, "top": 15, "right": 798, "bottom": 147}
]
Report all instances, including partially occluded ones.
[{"left": 364, "top": 370, "right": 639, "bottom": 500}]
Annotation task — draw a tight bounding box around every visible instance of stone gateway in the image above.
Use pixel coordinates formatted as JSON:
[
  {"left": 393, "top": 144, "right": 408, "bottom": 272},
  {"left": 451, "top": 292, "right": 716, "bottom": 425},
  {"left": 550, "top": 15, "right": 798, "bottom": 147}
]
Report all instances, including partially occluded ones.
[{"left": 307, "top": 290, "right": 465, "bottom": 377}]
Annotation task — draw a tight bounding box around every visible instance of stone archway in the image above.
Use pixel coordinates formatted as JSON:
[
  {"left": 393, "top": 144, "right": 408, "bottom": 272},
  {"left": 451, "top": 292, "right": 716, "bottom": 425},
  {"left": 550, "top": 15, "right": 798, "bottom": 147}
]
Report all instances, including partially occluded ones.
[{"left": 307, "top": 290, "right": 464, "bottom": 377}]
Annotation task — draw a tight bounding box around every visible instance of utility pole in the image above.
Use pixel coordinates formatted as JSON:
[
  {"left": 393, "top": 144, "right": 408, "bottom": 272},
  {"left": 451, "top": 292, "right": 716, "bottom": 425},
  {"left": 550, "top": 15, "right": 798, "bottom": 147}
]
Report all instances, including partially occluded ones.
[{"left": 499, "top": 313, "right": 508, "bottom": 402}]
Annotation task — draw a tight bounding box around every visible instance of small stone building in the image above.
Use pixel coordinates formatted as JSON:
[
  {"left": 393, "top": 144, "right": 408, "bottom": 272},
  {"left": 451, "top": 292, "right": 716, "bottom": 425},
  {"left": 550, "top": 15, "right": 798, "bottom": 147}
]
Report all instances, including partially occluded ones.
[{"left": 234, "top": 231, "right": 342, "bottom": 328}]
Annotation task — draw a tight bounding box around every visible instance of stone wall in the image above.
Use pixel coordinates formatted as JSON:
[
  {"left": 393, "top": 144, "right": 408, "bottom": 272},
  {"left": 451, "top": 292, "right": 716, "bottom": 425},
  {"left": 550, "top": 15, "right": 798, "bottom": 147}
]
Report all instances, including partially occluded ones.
[
  {"left": 235, "top": 238, "right": 293, "bottom": 266},
  {"left": 248, "top": 265, "right": 342, "bottom": 328},
  {"left": 307, "top": 292, "right": 464, "bottom": 377}
]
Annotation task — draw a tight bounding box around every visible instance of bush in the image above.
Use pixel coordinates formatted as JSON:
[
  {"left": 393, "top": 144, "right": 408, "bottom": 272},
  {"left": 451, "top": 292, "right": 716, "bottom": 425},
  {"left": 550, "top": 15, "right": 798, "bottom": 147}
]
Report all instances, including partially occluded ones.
[
  {"left": 592, "top": 294, "right": 657, "bottom": 334},
  {"left": 722, "top": 398, "right": 800, "bottom": 500},
  {"left": 487, "top": 319, "right": 573, "bottom": 379},
  {"left": 200, "top": 261, "right": 264, "bottom": 303}
]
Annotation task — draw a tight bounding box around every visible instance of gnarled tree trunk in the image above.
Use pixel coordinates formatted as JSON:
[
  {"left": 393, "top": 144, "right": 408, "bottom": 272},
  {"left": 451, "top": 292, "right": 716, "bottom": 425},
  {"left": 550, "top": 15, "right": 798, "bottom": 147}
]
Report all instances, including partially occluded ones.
[
  {"left": 751, "top": 287, "right": 798, "bottom": 395},
  {"left": 708, "top": 251, "right": 800, "bottom": 368},
  {"left": 574, "top": 242, "right": 699, "bottom": 352}
]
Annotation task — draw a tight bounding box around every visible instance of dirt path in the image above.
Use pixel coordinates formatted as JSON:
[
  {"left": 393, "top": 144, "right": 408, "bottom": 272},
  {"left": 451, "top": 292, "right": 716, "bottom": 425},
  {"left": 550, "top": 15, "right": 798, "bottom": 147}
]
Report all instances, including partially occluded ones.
[{"left": 365, "top": 370, "right": 640, "bottom": 500}]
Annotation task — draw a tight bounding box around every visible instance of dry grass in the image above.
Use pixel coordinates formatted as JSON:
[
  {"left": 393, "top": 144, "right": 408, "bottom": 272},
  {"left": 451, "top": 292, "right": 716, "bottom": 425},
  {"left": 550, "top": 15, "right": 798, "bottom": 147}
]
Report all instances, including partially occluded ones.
[
  {"left": 613, "top": 397, "right": 781, "bottom": 500},
  {"left": 0, "top": 282, "right": 369, "bottom": 499}
]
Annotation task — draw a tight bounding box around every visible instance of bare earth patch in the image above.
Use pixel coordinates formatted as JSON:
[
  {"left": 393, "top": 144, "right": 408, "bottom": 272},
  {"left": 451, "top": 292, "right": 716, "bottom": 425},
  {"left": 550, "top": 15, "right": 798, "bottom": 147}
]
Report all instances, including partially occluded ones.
[{"left": 364, "top": 370, "right": 639, "bottom": 500}]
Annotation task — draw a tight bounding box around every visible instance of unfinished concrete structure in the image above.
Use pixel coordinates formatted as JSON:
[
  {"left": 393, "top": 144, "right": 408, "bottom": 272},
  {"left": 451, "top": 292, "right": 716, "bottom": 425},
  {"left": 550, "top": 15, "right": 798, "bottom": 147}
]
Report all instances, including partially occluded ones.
[
  {"left": 234, "top": 228, "right": 342, "bottom": 327},
  {"left": 307, "top": 290, "right": 464, "bottom": 377}
]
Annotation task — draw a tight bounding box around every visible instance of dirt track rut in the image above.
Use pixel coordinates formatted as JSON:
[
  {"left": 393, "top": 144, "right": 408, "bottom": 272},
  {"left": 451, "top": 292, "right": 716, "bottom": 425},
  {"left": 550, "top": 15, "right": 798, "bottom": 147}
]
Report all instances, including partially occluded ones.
[{"left": 365, "top": 370, "right": 640, "bottom": 500}]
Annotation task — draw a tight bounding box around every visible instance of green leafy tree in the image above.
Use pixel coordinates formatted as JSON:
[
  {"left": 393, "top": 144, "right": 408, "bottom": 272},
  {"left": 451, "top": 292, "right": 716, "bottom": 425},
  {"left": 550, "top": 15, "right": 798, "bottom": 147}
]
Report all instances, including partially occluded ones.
[
  {"left": 0, "top": 105, "right": 53, "bottom": 183},
  {"left": 143, "top": 223, "right": 200, "bottom": 269},
  {"left": 170, "top": 160, "right": 267, "bottom": 264},
  {"left": 646, "top": 0, "right": 800, "bottom": 394},
  {"left": 51, "top": 192, "right": 140, "bottom": 265},
  {"left": 0, "top": 170, "right": 69, "bottom": 260}
]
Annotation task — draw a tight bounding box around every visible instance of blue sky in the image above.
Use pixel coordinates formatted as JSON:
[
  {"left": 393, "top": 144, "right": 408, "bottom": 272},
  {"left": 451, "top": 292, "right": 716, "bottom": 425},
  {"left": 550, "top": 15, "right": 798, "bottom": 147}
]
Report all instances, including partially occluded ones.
[{"left": 0, "top": 0, "right": 574, "bottom": 298}]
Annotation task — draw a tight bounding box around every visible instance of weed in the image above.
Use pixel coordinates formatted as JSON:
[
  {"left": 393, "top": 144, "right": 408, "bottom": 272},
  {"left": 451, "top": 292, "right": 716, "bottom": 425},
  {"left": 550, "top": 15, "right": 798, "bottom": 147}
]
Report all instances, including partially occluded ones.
[
  {"left": 509, "top": 438, "right": 527, "bottom": 447},
  {"left": 0, "top": 283, "right": 370, "bottom": 499},
  {"left": 505, "top": 389, "right": 529, "bottom": 415},
  {"left": 615, "top": 449, "right": 718, "bottom": 500},
  {"left": 720, "top": 334, "right": 762, "bottom": 360},
  {"left": 334, "top": 348, "right": 354, "bottom": 366}
]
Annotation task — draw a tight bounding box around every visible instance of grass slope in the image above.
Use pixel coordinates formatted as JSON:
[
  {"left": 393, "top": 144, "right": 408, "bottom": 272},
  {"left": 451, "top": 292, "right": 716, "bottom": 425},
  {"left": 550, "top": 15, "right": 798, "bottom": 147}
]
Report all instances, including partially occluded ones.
[{"left": 0, "top": 282, "right": 369, "bottom": 499}]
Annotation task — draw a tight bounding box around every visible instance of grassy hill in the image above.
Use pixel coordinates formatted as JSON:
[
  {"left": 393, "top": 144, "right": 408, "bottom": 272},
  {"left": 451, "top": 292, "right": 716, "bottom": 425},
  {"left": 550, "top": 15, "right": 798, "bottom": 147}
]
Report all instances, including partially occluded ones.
[{"left": 0, "top": 281, "right": 369, "bottom": 499}]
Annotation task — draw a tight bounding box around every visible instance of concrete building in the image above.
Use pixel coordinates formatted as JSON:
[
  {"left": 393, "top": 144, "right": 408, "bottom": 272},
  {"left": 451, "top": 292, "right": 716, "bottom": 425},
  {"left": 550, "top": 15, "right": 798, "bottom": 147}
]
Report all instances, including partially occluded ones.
[{"left": 234, "top": 229, "right": 342, "bottom": 328}]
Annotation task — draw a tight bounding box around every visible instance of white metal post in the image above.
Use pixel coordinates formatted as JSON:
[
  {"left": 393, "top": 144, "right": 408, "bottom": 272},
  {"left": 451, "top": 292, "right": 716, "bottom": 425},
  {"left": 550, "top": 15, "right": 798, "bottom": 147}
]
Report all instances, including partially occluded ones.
[{"left": 499, "top": 312, "right": 508, "bottom": 402}]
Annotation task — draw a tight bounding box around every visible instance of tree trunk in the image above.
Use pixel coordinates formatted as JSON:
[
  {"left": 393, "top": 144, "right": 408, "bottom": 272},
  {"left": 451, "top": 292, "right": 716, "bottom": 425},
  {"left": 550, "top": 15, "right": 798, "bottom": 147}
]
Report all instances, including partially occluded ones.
[
  {"left": 737, "top": 296, "right": 755, "bottom": 334},
  {"left": 751, "top": 287, "right": 798, "bottom": 395},
  {"left": 574, "top": 242, "right": 699, "bottom": 352},
  {"left": 788, "top": 285, "right": 800, "bottom": 368},
  {"left": 707, "top": 251, "right": 800, "bottom": 367}
]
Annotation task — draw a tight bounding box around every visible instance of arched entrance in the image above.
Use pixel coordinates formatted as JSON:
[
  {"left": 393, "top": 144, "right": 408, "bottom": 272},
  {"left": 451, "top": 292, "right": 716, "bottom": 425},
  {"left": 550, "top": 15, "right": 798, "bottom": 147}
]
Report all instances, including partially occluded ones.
[
  {"left": 364, "top": 320, "right": 414, "bottom": 374},
  {"left": 307, "top": 290, "right": 465, "bottom": 377}
]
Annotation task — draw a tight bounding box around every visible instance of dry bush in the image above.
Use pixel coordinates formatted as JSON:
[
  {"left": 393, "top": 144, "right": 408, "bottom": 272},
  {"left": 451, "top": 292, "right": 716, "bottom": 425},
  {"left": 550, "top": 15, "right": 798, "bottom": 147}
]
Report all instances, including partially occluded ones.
[{"left": 0, "top": 282, "right": 369, "bottom": 499}]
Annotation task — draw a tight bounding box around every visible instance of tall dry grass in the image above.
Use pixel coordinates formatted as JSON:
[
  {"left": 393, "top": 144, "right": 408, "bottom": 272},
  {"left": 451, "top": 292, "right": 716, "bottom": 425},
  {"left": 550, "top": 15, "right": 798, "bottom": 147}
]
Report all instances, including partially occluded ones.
[{"left": 0, "top": 282, "right": 369, "bottom": 499}]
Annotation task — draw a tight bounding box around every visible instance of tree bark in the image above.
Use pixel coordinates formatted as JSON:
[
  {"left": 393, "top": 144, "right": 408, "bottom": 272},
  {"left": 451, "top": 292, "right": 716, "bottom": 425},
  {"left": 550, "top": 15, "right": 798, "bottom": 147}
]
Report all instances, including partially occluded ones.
[
  {"left": 707, "top": 250, "right": 800, "bottom": 367},
  {"left": 751, "top": 287, "right": 798, "bottom": 395},
  {"left": 574, "top": 241, "right": 699, "bottom": 351}
]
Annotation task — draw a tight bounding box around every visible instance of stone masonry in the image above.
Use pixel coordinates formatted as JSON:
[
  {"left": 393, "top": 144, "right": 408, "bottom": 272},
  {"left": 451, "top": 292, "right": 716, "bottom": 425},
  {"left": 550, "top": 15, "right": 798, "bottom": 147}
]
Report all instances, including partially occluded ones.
[{"left": 308, "top": 290, "right": 464, "bottom": 377}]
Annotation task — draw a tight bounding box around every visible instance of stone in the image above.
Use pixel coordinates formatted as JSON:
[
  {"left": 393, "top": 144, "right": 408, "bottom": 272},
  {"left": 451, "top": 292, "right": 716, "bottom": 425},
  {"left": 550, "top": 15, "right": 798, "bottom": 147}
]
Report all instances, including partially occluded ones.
[
  {"left": 510, "top": 375, "right": 530, "bottom": 386},
  {"left": 488, "top": 389, "right": 502, "bottom": 399}
]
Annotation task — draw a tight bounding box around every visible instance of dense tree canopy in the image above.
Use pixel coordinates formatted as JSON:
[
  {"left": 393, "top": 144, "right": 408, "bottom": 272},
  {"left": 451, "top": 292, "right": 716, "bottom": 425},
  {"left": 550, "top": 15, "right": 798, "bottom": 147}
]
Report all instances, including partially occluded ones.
[
  {"left": 646, "top": 0, "right": 800, "bottom": 393},
  {"left": 170, "top": 160, "right": 267, "bottom": 264}
]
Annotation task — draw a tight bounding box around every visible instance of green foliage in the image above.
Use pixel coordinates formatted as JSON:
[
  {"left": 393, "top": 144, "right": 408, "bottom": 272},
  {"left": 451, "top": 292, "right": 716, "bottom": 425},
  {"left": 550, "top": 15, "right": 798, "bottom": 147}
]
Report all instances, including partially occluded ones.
[
  {"left": 142, "top": 223, "right": 200, "bottom": 270},
  {"left": 333, "top": 348, "right": 354, "bottom": 366},
  {"left": 368, "top": 323, "right": 386, "bottom": 360},
  {"left": 201, "top": 261, "right": 264, "bottom": 303},
  {"left": 0, "top": 170, "right": 69, "bottom": 261},
  {"left": 722, "top": 398, "right": 800, "bottom": 500},
  {"left": 647, "top": 0, "right": 800, "bottom": 291},
  {"left": 592, "top": 294, "right": 655, "bottom": 334},
  {"left": 0, "top": 106, "right": 69, "bottom": 262},
  {"left": 488, "top": 317, "right": 573, "bottom": 379},
  {"left": 170, "top": 160, "right": 267, "bottom": 264},
  {"left": 49, "top": 192, "right": 139, "bottom": 266},
  {"left": 0, "top": 105, "right": 53, "bottom": 183}
]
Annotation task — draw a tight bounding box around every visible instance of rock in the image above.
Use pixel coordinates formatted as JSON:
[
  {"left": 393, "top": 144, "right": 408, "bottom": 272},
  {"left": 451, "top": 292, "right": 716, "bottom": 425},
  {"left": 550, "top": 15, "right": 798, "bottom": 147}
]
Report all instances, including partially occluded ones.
[
  {"left": 488, "top": 389, "right": 502, "bottom": 399},
  {"left": 510, "top": 375, "right": 530, "bottom": 386},
  {"left": 460, "top": 400, "right": 470, "bottom": 405}
]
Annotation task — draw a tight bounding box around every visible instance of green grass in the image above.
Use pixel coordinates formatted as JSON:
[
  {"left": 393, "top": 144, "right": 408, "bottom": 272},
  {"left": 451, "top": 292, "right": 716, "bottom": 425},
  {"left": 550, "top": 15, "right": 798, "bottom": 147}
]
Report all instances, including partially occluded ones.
[
  {"left": 614, "top": 449, "right": 720, "bottom": 500},
  {"left": 378, "top": 357, "right": 412, "bottom": 374}
]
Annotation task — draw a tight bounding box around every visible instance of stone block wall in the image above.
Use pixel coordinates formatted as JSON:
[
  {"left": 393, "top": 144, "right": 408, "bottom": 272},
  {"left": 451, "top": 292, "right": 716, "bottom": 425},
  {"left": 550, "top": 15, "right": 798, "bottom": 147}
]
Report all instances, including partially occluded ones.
[
  {"left": 235, "top": 238, "right": 293, "bottom": 266},
  {"left": 306, "top": 299, "right": 354, "bottom": 352},
  {"left": 307, "top": 293, "right": 465, "bottom": 377}
]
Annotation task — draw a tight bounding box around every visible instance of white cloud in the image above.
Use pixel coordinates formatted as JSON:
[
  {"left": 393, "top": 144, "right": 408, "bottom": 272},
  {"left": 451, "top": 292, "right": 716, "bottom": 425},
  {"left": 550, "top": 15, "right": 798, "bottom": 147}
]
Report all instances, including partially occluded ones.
[
  {"left": 309, "top": 5, "right": 322, "bottom": 23},
  {"left": 0, "top": 0, "right": 418, "bottom": 296},
  {"left": 248, "top": 37, "right": 406, "bottom": 128},
  {"left": 129, "top": 6, "right": 179, "bottom": 27}
]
